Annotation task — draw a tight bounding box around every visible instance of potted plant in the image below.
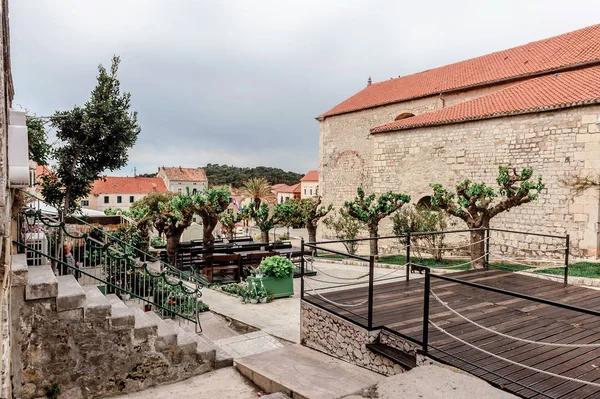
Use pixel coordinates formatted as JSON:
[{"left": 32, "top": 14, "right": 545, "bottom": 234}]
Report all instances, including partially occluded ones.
[{"left": 247, "top": 256, "right": 295, "bottom": 299}]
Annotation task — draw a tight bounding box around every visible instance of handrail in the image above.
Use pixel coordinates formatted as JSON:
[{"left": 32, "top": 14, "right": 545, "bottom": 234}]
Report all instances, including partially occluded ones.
[
  {"left": 14, "top": 240, "right": 199, "bottom": 324},
  {"left": 304, "top": 243, "right": 369, "bottom": 262},
  {"left": 19, "top": 189, "right": 206, "bottom": 287}
]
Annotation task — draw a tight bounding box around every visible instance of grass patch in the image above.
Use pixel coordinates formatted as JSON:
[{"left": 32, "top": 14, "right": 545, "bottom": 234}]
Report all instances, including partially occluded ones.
[
  {"left": 535, "top": 262, "right": 599, "bottom": 278},
  {"left": 314, "top": 252, "right": 349, "bottom": 260}
]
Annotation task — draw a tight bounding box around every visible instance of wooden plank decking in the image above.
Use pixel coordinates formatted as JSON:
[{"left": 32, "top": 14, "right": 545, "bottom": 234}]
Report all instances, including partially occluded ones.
[{"left": 305, "top": 269, "right": 600, "bottom": 398}]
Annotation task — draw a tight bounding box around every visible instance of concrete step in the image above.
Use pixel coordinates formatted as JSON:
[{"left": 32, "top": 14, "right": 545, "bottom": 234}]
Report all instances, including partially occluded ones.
[
  {"left": 235, "top": 344, "right": 385, "bottom": 399},
  {"left": 179, "top": 322, "right": 232, "bottom": 369},
  {"left": 26, "top": 265, "right": 58, "bottom": 300},
  {"left": 145, "top": 311, "right": 178, "bottom": 351},
  {"left": 127, "top": 303, "right": 158, "bottom": 340},
  {"left": 56, "top": 275, "right": 86, "bottom": 312},
  {"left": 82, "top": 286, "right": 111, "bottom": 321},
  {"left": 106, "top": 294, "right": 135, "bottom": 329},
  {"left": 11, "top": 253, "right": 28, "bottom": 287},
  {"left": 163, "top": 319, "right": 198, "bottom": 355}
]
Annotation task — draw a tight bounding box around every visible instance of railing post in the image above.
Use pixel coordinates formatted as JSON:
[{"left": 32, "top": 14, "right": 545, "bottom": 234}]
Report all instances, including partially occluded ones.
[
  {"left": 300, "top": 238, "right": 305, "bottom": 300},
  {"left": 406, "top": 232, "right": 411, "bottom": 282},
  {"left": 564, "top": 234, "right": 570, "bottom": 285},
  {"left": 485, "top": 228, "right": 490, "bottom": 269},
  {"left": 368, "top": 255, "right": 375, "bottom": 330},
  {"left": 422, "top": 268, "right": 431, "bottom": 354}
]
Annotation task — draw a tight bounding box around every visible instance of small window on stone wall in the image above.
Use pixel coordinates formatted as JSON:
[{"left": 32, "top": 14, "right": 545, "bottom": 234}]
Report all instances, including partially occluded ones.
[
  {"left": 394, "top": 112, "right": 415, "bottom": 121},
  {"left": 417, "top": 196, "right": 432, "bottom": 209}
]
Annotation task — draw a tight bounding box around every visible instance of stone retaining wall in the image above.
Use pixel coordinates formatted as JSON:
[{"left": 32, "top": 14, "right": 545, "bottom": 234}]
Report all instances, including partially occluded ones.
[{"left": 300, "top": 301, "right": 404, "bottom": 376}]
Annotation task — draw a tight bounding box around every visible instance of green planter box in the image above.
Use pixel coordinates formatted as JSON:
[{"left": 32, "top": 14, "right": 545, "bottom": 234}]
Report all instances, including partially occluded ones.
[{"left": 247, "top": 275, "right": 294, "bottom": 299}]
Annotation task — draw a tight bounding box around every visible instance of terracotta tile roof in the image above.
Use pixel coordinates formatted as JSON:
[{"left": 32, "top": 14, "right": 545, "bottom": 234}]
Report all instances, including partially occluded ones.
[
  {"left": 279, "top": 183, "right": 301, "bottom": 194},
  {"left": 300, "top": 170, "right": 319, "bottom": 182},
  {"left": 91, "top": 177, "right": 169, "bottom": 195},
  {"left": 371, "top": 65, "right": 600, "bottom": 133},
  {"left": 322, "top": 24, "right": 600, "bottom": 118},
  {"left": 272, "top": 183, "right": 288, "bottom": 191},
  {"left": 160, "top": 167, "right": 207, "bottom": 182}
]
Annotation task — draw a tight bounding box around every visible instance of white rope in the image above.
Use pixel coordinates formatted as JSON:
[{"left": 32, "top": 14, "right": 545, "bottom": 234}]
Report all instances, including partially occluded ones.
[
  {"left": 429, "top": 319, "right": 600, "bottom": 388},
  {"left": 374, "top": 265, "right": 408, "bottom": 280},
  {"left": 413, "top": 252, "right": 489, "bottom": 270},
  {"left": 430, "top": 289, "right": 600, "bottom": 348},
  {"left": 310, "top": 263, "right": 370, "bottom": 280},
  {"left": 489, "top": 238, "right": 567, "bottom": 252},
  {"left": 304, "top": 280, "right": 369, "bottom": 308},
  {"left": 491, "top": 253, "right": 564, "bottom": 269},
  {"left": 409, "top": 237, "right": 487, "bottom": 252}
]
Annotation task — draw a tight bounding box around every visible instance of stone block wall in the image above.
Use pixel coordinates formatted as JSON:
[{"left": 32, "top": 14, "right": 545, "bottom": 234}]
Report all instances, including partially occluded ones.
[
  {"left": 300, "top": 301, "right": 404, "bottom": 376},
  {"left": 320, "top": 98, "right": 600, "bottom": 257}
]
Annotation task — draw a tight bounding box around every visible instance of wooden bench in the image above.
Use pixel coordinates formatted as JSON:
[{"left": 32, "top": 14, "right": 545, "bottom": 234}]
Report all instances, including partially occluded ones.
[{"left": 203, "top": 254, "right": 242, "bottom": 283}]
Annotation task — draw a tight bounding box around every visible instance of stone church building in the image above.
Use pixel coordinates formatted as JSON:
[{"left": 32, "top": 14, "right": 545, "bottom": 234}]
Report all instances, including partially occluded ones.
[{"left": 318, "top": 24, "right": 600, "bottom": 256}]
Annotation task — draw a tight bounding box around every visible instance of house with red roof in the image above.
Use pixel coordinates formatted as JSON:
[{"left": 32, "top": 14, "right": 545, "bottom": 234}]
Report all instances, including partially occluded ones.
[
  {"left": 84, "top": 176, "right": 169, "bottom": 212},
  {"left": 278, "top": 183, "right": 301, "bottom": 203},
  {"left": 319, "top": 24, "right": 600, "bottom": 256},
  {"left": 300, "top": 170, "right": 319, "bottom": 199},
  {"left": 157, "top": 166, "right": 208, "bottom": 195}
]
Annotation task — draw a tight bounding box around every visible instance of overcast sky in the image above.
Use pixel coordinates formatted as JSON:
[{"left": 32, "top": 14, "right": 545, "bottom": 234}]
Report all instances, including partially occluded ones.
[{"left": 9, "top": 0, "right": 600, "bottom": 175}]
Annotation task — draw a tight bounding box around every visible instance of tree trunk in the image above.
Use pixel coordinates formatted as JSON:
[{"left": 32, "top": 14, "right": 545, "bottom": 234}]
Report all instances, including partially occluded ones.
[
  {"left": 261, "top": 230, "right": 269, "bottom": 244},
  {"left": 369, "top": 224, "right": 379, "bottom": 260},
  {"left": 200, "top": 213, "right": 218, "bottom": 251},
  {"left": 166, "top": 233, "right": 182, "bottom": 266},
  {"left": 470, "top": 229, "right": 486, "bottom": 269},
  {"left": 306, "top": 223, "right": 317, "bottom": 244}
]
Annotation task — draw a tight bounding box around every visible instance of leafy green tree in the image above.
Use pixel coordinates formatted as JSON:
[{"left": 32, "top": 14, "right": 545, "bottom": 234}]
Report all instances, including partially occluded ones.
[
  {"left": 219, "top": 211, "right": 242, "bottom": 240},
  {"left": 392, "top": 204, "right": 449, "bottom": 262},
  {"left": 204, "top": 163, "right": 303, "bottom": 187},
  {"left": 344, "top": 188, "right": 410, "bottom": 258},
  {"left": 431, "top": 166, "right": 544, "bottom": 268},
  {"left": 193, "top": 187, "right": 231, "bottom": 249},
  {"left": 130, "top": 191, "right": 175, "bottom": 216},
  {"left": 323, "top": 209, "right": 364, "bottom": 255},
  {"left": 26, "top": 117, "right": 51, "bottom": 166},
  {"left": 156, "top": 193, "right": 196, "bottom": 264},
  {"left": 275, "top": 197, "right": 332, "bottom": 243},
  {"left": 243, "top": 201, "right": 275, "bottom": 243},
  {"left": 40, "top": 56, "right": 140, "bottom": 211}
]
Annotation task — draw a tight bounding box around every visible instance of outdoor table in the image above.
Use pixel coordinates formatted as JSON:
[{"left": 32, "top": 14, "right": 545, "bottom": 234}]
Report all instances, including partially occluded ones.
[{"left": 274, "top": 247, "right": 302, "bottom": 257}]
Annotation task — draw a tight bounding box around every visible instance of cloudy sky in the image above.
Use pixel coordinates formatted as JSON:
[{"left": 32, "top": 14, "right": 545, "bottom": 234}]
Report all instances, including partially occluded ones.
[{"left": 9, "top": 0, "right": 600, "bottom": 175}]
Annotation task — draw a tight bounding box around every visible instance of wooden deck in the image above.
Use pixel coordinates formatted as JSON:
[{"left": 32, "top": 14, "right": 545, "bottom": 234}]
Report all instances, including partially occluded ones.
[{"left": 305, "top": 269, "right": 600, "bottom": 399}]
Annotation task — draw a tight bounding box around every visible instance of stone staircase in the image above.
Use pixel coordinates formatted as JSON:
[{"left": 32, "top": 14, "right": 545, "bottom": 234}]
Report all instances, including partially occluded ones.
[{"left": 11, "top": 254, "right": 232, "bottom": 399}]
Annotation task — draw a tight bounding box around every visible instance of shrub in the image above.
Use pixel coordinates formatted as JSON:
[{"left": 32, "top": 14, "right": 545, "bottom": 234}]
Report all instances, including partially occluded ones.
[
  {"left": 322, "top": 209, "right": 364, "bottom": 255},
  {"left": 151, "top": 236, "right": 166, "bottom": 248},
  {"left": 259, "top": 256, "right": 295, "bottom": 278},
  {"left": 392, "top": 204, "right": 449, "bottom": 262}
]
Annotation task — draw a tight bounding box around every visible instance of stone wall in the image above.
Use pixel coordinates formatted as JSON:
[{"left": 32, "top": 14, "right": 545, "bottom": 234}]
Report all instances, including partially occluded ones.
[
  {"left": 320, "top": 97, "right": 600, "bottom": 257},
  {"left": 300, "top": 301, "right": 404, "bottom": 376},
  {"left": 14, "top": 287, "right": 210, "bottom": 399}
]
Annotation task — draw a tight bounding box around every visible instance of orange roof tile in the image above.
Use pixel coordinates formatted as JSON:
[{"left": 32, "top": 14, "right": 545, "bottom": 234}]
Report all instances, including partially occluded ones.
[
  {"left": 279, "top": 183, "right": 301, "bottom": 194},
  {"left": 272, "top": 183, "right": 288, "bottom": 191},
  {"left": 91, "top": 177, "right": 169, "bottom": 195},
  {"left": 371, "top": 65, "right": 600, "bottom": 133},
  {"left": 160, "top": 167, "right": 207, "bottom": 182},
  {"left": 300, "top": 170, "right": 319, "bottom": 182},
  {"left": 322, "top": 24, "right": 600, "bottom": 118}
]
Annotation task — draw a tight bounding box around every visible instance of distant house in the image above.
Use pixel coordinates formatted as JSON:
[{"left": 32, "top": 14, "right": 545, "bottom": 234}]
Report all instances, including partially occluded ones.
[
  {"left": 278, "top": 183, "right": 301, "bottom": 202},
  {"left": 271, "top": 184, "right": 289, "bottom": 204},
  {"left": 157, "top": 166, "right": 208, "bottom": 194},
  {"left": 84, "top": 177, "right": 169, "bottom": 212},
  {"left": 300, "top": 170, "right": 318, "bottom": 199}
]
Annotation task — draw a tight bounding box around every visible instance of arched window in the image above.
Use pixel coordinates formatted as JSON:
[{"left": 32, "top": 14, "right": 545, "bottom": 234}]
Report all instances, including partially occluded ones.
[
  {"left": 417, "top": 196, "right": 432, "bottom": 209},
  {"left": 394, "top": 112, "right": 415, "bottom": 121}
]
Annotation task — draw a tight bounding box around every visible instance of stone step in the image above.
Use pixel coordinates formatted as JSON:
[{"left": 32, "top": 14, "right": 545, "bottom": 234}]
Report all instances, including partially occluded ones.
[
  {"left": 106, "top": 294, "right": 135, "bottom": 329},
  {"left": 56, "top": 275, "right": 86, "bottom": 312},
  {"left": 26, "top": 265, "right": 58, "bottom": 300},
  {"left": 163, "top": 319, "right": 198, "bottom": 355},
  {"left": 179, "top": 322, "right": 231, "bottom": 368},
  {"left": 235, "top": 344, "right": 385, "bottom": 398},
  {"left": 145, "top": 311, "right": 178, "bottom": 351},
  {"left": 82, "top": 286, "right": 111, "bottom": 321},
  {"left": 127, "top": 303, "right": 158, "bottom": 340},
  {"left": 11, "top": 253, "right": 28, "bottom": 287}
]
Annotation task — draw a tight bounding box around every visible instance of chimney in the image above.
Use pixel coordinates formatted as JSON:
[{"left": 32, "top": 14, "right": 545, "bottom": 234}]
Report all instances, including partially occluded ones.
[{"left": 367, "top": 76, "right": 372, "bottom": 87}]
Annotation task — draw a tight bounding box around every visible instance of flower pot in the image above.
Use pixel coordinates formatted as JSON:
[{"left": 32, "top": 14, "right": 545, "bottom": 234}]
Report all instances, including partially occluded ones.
[
  {"left": 260, "top": 297, "right": 267, "bottom": 303},
  {"left": 247, "top": 275, "right": 294, "bottom": 299},
  {"left": 250, "top": 299, "right": 258, "bottom": 304}
]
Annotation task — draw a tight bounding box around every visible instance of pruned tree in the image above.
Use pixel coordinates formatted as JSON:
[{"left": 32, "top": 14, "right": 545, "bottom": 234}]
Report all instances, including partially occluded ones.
[
  {"left": 193, "top": 187, "right": 231, "bottom": 249},
  {"left": 243, "top": 201, "right": 274, "bottom": 243},
  {"left": 344, "top": 188, "right": 411, "bottom": 258},
  {"left": 299, "top": 197, "right": 332, "bottom": 243},
  {"left": 240, "top": 177, "right": 275, "bottom": 207},
  {"left": 158, "top": 193, "right": 196, "bottom": 264},
  {"left": 40, "top": 56, "right": 140, "bottom": 212},
  {"left": 219, "top": 211, "right": 242, "bottom": 241},
  {"left": 431, "top": 166, "right": 544, "bottom": 268}
]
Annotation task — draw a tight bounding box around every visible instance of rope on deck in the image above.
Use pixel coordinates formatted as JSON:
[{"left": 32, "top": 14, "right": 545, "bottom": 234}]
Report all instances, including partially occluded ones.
[
  {"left": 304, "top": 280, "right": 369, "bottom": 307},
  {"left": 429, "top": 319, "right": 600, "bottom": 388},
  {"left": 430, "top": 289, "right": 600, "bottom": 348}
]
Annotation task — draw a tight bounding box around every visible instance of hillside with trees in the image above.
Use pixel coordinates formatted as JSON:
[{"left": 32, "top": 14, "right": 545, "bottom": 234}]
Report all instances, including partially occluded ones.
[{"left": 204, "top": 164, "right": 303, "bottom": 187}]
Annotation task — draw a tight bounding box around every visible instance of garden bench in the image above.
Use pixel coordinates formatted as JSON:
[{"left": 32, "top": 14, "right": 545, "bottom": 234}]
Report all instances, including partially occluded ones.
[{"left": 203, "top": 254, "right": 242, "bottom": 283}]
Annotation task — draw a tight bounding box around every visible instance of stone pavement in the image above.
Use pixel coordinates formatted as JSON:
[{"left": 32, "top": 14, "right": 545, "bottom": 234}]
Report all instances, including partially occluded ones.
[{"left": 214, "top": 329, "right": 286, "bottom": 358}]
